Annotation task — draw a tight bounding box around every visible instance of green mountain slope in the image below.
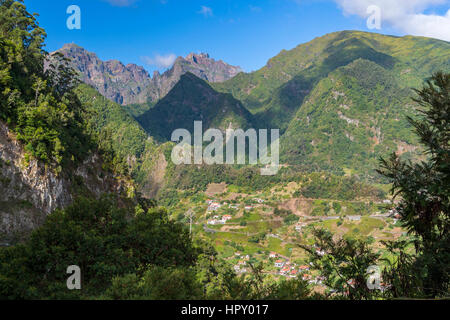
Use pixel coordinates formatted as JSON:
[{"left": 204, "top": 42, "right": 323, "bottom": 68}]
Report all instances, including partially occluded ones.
[
  {"left": 75, "top": 84, "right": 150, "bottom": 162},
  {"left": 213, "top": 31, "right": 450, "bottom": 131},
  {"left": 137, "top": 72, "right": 256, "bottom": 142},
  {"left": 280, "top": 58, "right": 421, "bottom": 178},
  {"left": 206, "top": 30, "right": 449, "bottom": 178},
  {"left": 33, "top": 30, "right": 449, "bottom": 196},
  {"left": 74, "top": 84, "right": 170, "bottom": 197}
]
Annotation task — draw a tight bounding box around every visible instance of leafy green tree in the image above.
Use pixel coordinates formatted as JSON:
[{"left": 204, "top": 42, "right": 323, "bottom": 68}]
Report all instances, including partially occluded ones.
[
  {"left": 0, "top": 0, "right": 91, "bottom": 167},
  {"left": 104, "top": 266, "right": 204, "bottom": 300},
  {"left": 0, "top": 196, "right": 199, "bottom": 299},
  {"left": 380, "top": 240, "right": 423, "bottom": 298},
  {"left": 377, "top": 72, "right": 450, "bottom": 298},
  {"left": 302, "top": 228, "right": 381, "bottom": 300}
]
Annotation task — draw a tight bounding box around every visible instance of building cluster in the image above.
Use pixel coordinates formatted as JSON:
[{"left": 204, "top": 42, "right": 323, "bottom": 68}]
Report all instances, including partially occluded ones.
[
  {"left": 388, "top": 208, "right": 400, "bottom": 219},
  {"left": 206, "top": 200, "right": 222, "bottom": 212},
  {"left": 207, "top": 215, "right": 233, "bottom": 225},
  {"left": 295, "top": 222, "right": 307, "bottom": 232},
  {"left": 206, "top": 199, "right": 243, "bottom": 212},
  {"left": 233, "top": 253, "right": 251, "bottom": 274},
  {"left": 273, "top": 258, "right": 317, "bottom": 281},
  {"left": 204, "top": 197, "right": 267, "bottom": 225}
]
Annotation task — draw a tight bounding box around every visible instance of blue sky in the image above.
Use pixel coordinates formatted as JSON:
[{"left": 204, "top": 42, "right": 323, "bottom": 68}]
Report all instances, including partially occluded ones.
[{"left": 24, "top": 0, "right": 450, "bottom": 73}]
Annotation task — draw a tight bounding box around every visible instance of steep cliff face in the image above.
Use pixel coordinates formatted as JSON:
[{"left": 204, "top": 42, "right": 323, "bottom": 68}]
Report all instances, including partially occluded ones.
[
  {"left": 184, "top": 52, "right": 243, "bottom": 82},
  {"left": 151, "top": 53, "right": 243, "bottom": 99},
  {"left": 54, "top": 44, "right": 243, "bottom": 105},
  {"left": 53, "top": 44, "right": 153, "bottom": 105},
  {"left": 0, "top": 122, "right": 129, "bottom": 242}
]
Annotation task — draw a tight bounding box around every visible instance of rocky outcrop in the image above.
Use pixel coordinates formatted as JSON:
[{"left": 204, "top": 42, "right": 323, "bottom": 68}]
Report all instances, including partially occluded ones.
[
  {"left": 53, "top": 44, "right": 153, "bottom": 105},
  {"left": 151, "top": 53, "right": 243, "bottom": 99},
  {"left": 0, "top": 122, "right": 128, "bottom": 242},
  {"left": 184, "top": 53, "right": 242, "bottom": 82},
  {"left": 53, "top": 44, "right": 243, "bottom": 105}
]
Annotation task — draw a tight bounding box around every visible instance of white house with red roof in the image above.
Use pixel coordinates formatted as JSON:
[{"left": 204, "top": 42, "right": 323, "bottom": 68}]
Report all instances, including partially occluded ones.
[
  {"left": 302, "top": 274, "right": 312, "bottom": 281},
  {"left": 280, "top": 266, "right": 290, "bottom": 276},
  {"left": 289, "top": 269, "right": 299, "bottom": 278},
  {"left": 274, "top": 260, "right": 285, "bottom": 268},
  {"left": 221, "top": 215, "right": 233, "bottom": 222},
  {"left": 299, "top": 265, "right": 310, "bottom": 272}
]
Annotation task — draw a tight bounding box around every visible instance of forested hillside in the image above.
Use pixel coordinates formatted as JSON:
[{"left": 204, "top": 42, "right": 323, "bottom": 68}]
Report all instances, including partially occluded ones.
[
  {"left": 49, "top": 29, "right": 450, "bottom": 186},
  {"left": 1, "top": 0, "right": 448, "bottom": 301},
  {"left": 0, "top": 0, "right": 140, "bottom": 241},
  {"left": 214, "top": 30, "right": 450, "bottom": 127},
  {"left": 212, "top": 31, "right": 450, "bottom": 177},
  {"left": 280, "top": 58, "right": 420, "bottom": 178},
  {"left": 137, "top": 72, "right": 255, "bottom": 141},
  {"left": 79, "top": 31, "right": 450, "bottom": 197}
]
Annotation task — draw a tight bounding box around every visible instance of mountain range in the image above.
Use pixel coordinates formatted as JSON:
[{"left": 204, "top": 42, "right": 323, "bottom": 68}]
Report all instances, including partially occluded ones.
[
  {"left": 3, "top": 28, "right": 450, "bottom": 240},
  {"left": 55, "top": 44, "right": 243, "bottom": 106},
  {"left": 53, "top": 30, "right": 450, "bottom": 189},
  {"left": 3, "top": 0, "right": 449, "bottom": 299}
]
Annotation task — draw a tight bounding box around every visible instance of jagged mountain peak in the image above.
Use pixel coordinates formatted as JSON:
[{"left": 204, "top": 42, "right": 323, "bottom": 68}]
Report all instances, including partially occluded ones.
[
  {"left": 53, "top": 44, "right": 242, "bottom": 105},
  {"left": 174, "top": 52, "right": 243, "bottom": 82},
  {"left": 61, "top": 42, "right": 83, "bottom": 50},
  {"left": 186, "top": 52, "right": 210, "bottom": 59},
  {"left": 184, "top": 52, "right": 213, "bottom": 65},
  {"left": 53, "top": 44, "right": 152, "bottom": 105}
]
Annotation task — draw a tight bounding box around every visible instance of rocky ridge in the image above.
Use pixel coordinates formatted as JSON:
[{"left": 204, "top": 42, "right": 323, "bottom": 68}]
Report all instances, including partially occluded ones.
[
  {"left": 0, "top": 121, "right": 130, "bottom": 241},
  {"left": 54, "top": 44, "right": 243, "bottom": 105}
]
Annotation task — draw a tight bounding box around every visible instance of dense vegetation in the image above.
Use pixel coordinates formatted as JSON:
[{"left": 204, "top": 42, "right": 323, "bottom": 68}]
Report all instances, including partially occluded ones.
[
  {"left": 0, "top": 196, "right": 198, "bottom": 299},
  {"left": 280, "top": 58, "right": 421, "bottom": 180},
  {"left": 157, "top": 164, "right": 385, "bottom": 203},
  {"left": 377, "top": 72, "right": 449, "bottom": 297},
  {"left": 212, "top": 31, "right": 450, "bottom": 179},
  {"left": 74, "top": 84, "right": 153, "bottom": 176},
  {"left": 0, "top": 0, "right": 93, "bottom": 169},
  {"left": 0, "top": 0, "right": 448, "bottom": 300},
  {"left": 137, "top": 72, "right": 255, "bottom": 142},
  {"left": 304, "top": 72, "right": 449, "bottom": 299}
]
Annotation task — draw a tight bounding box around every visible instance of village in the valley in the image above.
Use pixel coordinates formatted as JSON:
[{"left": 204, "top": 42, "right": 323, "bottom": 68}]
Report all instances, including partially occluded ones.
[{"left": 170, "top": 181, "right": 404, "bottom": 292}]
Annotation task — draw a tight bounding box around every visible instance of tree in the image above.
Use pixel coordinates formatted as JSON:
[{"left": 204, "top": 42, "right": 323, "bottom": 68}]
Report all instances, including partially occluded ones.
[
  {"left": 0, "top": 196, "right": 200, "bottom": 299},
  {"left": 301, "top": 228, "right": 381, "bottom": 300},
  {"left": 377, "top": 72, "right": 450, "bottom": 298},
  {"left": 380, "top": 239, "right": 423, "bottom": 298},
  {"left": 0, "top": 0, "right": 91, "bottom": 167}
]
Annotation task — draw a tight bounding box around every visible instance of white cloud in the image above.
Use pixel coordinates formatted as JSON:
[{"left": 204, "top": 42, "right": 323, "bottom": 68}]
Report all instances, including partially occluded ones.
[
  {"left": 141, "top": 54, "right": 177, "bottom": 69},
  {"left": 103, "top": 0, "right": 138, "bottom": 7},
  {"left": 249, "top": 5, "right": 262, "bottom": 13},
  {"left": 333, "top": 0, "right": 450, "bottom": 41},
  {"left": 198, "top": 5, "right": 213, "bottom": 17}
]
